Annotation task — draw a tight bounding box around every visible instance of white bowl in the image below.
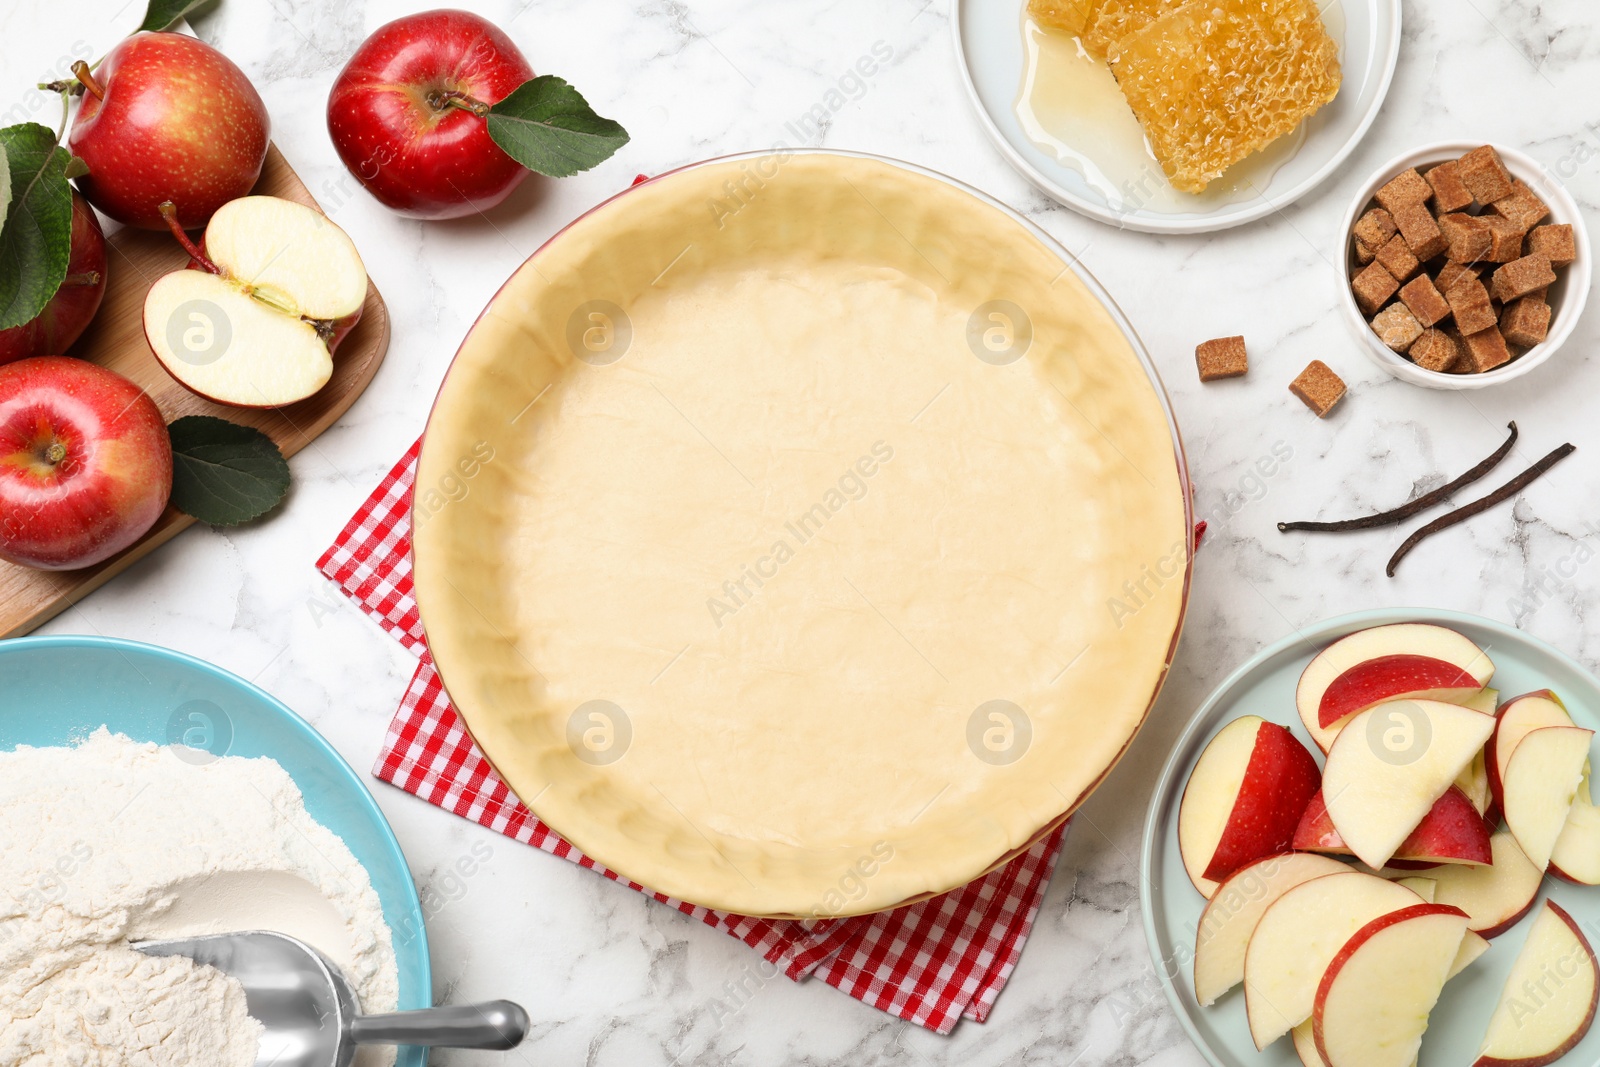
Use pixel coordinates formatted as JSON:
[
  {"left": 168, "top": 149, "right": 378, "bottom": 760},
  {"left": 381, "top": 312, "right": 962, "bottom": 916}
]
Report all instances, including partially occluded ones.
[{"left": 1338, "top": 141, "right": 1591, "bottom": 389}]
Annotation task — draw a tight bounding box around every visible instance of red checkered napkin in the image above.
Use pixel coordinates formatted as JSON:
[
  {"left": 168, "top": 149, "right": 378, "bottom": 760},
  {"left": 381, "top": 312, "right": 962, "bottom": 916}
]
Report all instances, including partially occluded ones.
[{"left": 318, "top": 439, "right": 1068, "bottom": 1033}]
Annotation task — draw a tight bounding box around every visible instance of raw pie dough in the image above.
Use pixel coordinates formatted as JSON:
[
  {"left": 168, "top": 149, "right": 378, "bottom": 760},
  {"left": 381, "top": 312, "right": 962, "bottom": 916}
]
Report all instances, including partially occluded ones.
[{"left": 413, "top": 153, "right": 1188, "bottom": 916}]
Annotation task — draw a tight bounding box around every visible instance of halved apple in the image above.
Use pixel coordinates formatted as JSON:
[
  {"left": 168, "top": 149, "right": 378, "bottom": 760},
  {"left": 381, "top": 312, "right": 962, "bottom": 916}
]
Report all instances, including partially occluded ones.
[
  {"left": 1431, "top": 830, "right": 1545, "bottom": 938},
  {"left": 1297, "top": 624, "right": 1494, "bottom": 753},
  {"left": 1193, "top": 851, "right": 1350, "bottom": 1006},
  {"left": 1243, "top": 870, "right": 1423, "bottom": 1048},
  {"left": 1294, "top": 786, "right": 1492, "bottom": 865},
  {"left": 1551, "top": 765, "right": 1600, "bottom": 885},
  {"left": 1313, "top": 903, "right": 1470, "bottom": 1067},
  {"left": 144, "top": 196, "right": 367, "bottom": 408},
  {"left": 1322, "top": 700, "right": 1496, "bottom": 870},
  {"left": 1178, "top": 716, "right": 1321, "bottom": 897},
  {"left": 1502, "top": 725, "right": 1594, "bottom": 870},
  {"left": 1474, "top": 900, "right": 1599, "bottom": 1067}
]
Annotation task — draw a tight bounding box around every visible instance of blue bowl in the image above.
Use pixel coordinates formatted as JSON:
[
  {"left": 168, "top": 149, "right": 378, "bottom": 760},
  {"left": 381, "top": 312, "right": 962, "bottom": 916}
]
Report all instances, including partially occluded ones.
[{"left": 0, "top": 635, "right": 431, "bottom": 1067}]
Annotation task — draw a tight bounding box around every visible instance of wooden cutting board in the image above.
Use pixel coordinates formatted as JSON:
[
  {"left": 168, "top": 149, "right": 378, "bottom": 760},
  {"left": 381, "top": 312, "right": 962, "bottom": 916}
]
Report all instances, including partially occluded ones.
[{"left": 0, "top": 145, "right": 390, "bottom": 638}]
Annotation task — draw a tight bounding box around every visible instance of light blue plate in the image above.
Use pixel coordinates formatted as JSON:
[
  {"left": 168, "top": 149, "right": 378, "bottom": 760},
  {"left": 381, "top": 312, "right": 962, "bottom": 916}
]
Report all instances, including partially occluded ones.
[
  {"left": 1143, "top": 608, "right": 1600, "bottom": 1067},
  {"left": 0, "top": 635, "right": 431, "bottom": 1067}
]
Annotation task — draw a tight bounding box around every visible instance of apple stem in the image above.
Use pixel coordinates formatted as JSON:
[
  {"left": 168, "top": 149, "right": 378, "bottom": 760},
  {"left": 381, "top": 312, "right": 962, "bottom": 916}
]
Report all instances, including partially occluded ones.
[
  {"left": 425, "top": 89, "right": 491, "bottom": 118},
  {"left": 44, "top": 442, "right": 67, "bottom": 466},
  {"left": 71, "top": 61, "right": 104, "bottom": 102},
  {"left": 63, "top": 272, "right": 101, "bottom": 288},
  {"left": 158, "top": 202, "right": 221, "bottom": 274}
]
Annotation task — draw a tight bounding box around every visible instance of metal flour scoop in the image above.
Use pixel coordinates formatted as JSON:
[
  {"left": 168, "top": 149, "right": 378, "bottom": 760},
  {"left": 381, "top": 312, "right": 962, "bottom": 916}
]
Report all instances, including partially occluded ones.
[{"left": 136, "top": 931, "right": 528, "bottom": 1067}]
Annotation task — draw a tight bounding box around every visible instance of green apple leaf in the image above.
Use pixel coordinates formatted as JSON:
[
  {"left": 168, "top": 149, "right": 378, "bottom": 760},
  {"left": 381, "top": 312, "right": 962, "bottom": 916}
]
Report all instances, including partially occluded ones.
[
  {"left": 168, "top": 416, "right": 291, "bottom": 526},
  {"left": 484, "top": 76, "right": 629, "bottom": 179},
  {"left": 137, "top": 0, "right": 212, "bottom": 32},
  {"left": 0, "top": 123, "right": 75, "bottom": 331}
]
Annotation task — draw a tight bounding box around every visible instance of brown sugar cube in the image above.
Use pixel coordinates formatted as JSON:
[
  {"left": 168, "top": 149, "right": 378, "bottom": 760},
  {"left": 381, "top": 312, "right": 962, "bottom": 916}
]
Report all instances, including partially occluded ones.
[
  {"left": 1375, "top": 234, "right": 1421, "bottom": 281},
  {"left": 1435, "top": 260, "right": 1480, "bottom": 294},
  {"left": 1372, "top": 303, "right": 1425, "bottom": 352},
  {"left": 1460, "top": 326, "right": 1513, "bottom": 373},
  {"left": 1490, "top": 254, "right": 1557, "bottom": 303},
  {"left": 1446, "top": 274, "right": 1498, "bottom": 335},
  {"left": 1353, "top": 207, "right": 1398, "bottom": 256},
  {"left": 1409, "top": 328, "right": 1461, "bottom": 372},
  {"left": 1424, "top": 160, "right": 1475, "bottom": 213},
  {"left": 1491, "top": 181, "right": 1551, "bottom": 233},
  {"left": 1437, "top": 213, "right": 1492, "bottom": 264},
  {"left": 1457, "top": 146, "right": 1516, "bottom": 205},
  {"left": 1501, "top": 296, "right": 1552, "bottom": 348},
  {"left": 1399, "top": 274, "right": 1452, "bottom": 327},
  {"left": 1393, "top": 201, "right": 1448, "bottom": 261},
  {"left": 1375, "top": 168, "right": 1434, "bottom": 214},
  {"left": 1481, "top": 216, "right": 1527, "bottom": 262},
  {"left": 1352, "top": 260, "right": 1401, "bottom": 314},
  {"left": 1529, "top": 224, "right": 1577, "bottom": 268},
  {"left": 1289, "top": 360, "right": 1347, "bottom": 417},
  {"left": 1195, "top": 335, "right": 1249, "bottom": 382}
]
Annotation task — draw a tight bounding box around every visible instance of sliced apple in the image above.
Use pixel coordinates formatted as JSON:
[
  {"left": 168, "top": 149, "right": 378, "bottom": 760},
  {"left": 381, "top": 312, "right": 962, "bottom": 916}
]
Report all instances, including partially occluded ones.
[
  {"left": 1431, "top": 830, "right": 1545, "bottom": 938},
  {"left": 1193, "top": 851, "right": 1351, "bottom": 1006},
  {"left": 1297, "top": 624, "right": 1493, "bottom": 753},
  {"left": 1474, "top": 900, "right": 1599, "bottom": 1067},
  {"left": 1502, "top": 725, "right": 1594, "bottom": 869},
  {"left": 1489, "top": 691, "right": 1574, "bottom": 813},
  {"left": 1313, "top": 903, "right": 1470, "bottom": 1067},
  {"left": 1451, "top": 930, "right": 1492, "bottom": 980},
  {"left": 1295, "top": 786, "right": 1491, "bottom": 865},
  {"left": 1243, "top": 870, "right": 1424, "bottom": 1048},
  {"left": 1292, "top": 1020, "right": 1327, "bottom": 1067},
  {"left": 1178, "top": 716, "right": 1321, "bottom": 897},
  {"left": 144, "top": 195, "right": 367, "bottom": 408},
  {"left": 1458, "top": 749, "right": 1494, "bottom": 817},
  {"left": 1397, "top": 876, "right": 1437, "bottom": 902},
  {"left": 1551, "top": 765, "right": 1600, "bottom": 885},
  {"left": 1322, "top": 699, "right": 1496, "bottom": 869}
]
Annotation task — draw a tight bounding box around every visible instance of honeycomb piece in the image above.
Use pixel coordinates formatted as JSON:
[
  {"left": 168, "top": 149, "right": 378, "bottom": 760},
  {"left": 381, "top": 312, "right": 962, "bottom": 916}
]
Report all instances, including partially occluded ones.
[
  {"left": 1083, "top": 0, "right": 1182, "bottom": 56},
  {"left": 1029, "top": 0, "right": 1098, "bottom": 36},
  {"left": 1107, "top": 0, "right": 1342, "bottom": 194}
]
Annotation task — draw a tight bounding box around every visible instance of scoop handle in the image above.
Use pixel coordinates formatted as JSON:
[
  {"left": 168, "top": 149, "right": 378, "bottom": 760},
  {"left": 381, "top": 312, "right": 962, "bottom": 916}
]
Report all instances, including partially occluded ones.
[{"left": 348, "top": 1000, "right": 529, "bottom": 1050}]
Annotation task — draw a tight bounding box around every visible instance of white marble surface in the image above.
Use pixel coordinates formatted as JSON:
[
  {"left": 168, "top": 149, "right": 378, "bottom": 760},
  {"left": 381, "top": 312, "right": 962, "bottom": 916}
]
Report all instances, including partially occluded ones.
[{"left": 6, "top": 0, "right": 1600, "bottom": 1063}]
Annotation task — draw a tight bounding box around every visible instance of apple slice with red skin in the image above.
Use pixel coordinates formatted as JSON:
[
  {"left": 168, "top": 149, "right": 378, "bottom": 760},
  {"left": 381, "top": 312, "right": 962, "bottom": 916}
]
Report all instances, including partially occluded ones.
[
  {"left": 1502, "top": 725, "right": 1594, "bottom": 870},
  {"left": 1178, "top": 716, "right": 1321, "bottom": 897},
  {"left": 1243, "top": 870, "right": 1424, "bottom": 1048},
  {"left": 1322, "top": 699, "right": 1495, "bottom": 870},
  {"left": 1551, "top": 765, "right": 1600, "bottom": 885},
  {"left": 1474, "top": 900, "right": 1599, "bottom": 1067},
  {"left": 143, "top": 196, "right": 366, "bottom": 408},
  {"left": 1313, "top": 903, "right": 1470, "bottom": 1067},
  {"left": 1295, "top": 785, "right": 1492, "bottom": 865},
  {"left": 1193, "top": 851, "right": 1350, "bottom": 1006},
  {"left": 1298, "top": 624, "right": 1493, "bottom": 752},
  {"left": 0, "top": 357, "right": 171, "bottom": 570},
  {"left": 0, "top": 192, "right": 107, "bottom": 366},
  {"left": 1489, "top": 692, "right": 1574, "bottom": 817},
  {"left": 1289, "top": 927, "right": 1488, "bottom": 1067},
  {"left": 1431, "top": 830, "right": 1545, "bottom": 938}
]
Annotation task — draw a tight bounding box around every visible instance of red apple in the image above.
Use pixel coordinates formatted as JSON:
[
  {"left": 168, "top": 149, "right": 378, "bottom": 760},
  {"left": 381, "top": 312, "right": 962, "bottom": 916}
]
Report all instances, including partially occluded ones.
[
  {"left": 0, "top": 192, "right": 107, "bottom": 365},
  {"left": 1178, "top": 716, "right": 1322, "bottom": 896},
  {"left": 68, "top": 32, "right": 270, "bottom": 230},
  {"left": 1294, "top": 786, "right": 1492, "bottom": 865},
  {"left": 1474, "top": 900, "right": 1598, "bottom": 1067},
  {"left": 0, "top": 358, "right": 171, "bottom": 569},
  {"left": 326, "top": 9, "right": 535, "bottom": 220}
]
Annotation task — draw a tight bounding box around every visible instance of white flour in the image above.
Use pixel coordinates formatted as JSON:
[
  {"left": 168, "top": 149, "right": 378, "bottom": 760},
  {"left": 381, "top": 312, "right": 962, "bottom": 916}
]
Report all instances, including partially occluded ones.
[{"left": 0, "top": 730, "right": 400, "bottom": 1067}]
